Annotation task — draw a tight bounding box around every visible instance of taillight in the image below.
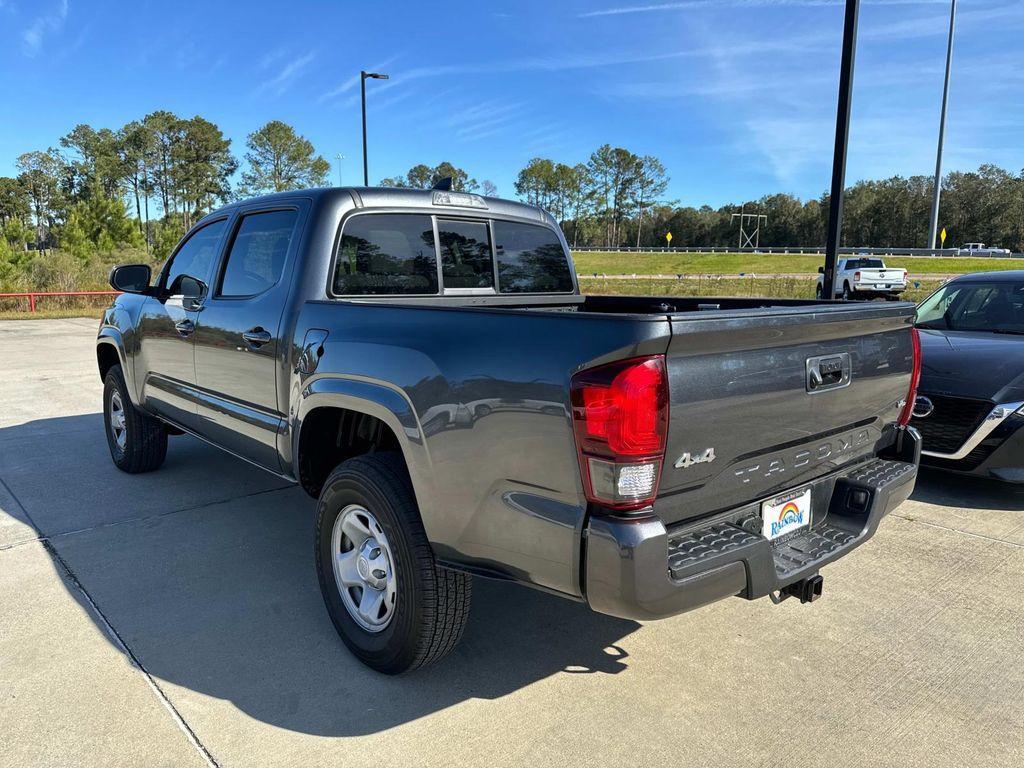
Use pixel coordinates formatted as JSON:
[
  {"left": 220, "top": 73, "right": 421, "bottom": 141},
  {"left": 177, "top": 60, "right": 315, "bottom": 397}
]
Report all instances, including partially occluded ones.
[
  {"left": 897, "top": 327, "right": 921, "bottom": 426},
  {"left": 854, "top": 270, "right": 861, "bottom": 282},
  {"left": 570, "top": 355, "right": 668, "bottom": 511}
]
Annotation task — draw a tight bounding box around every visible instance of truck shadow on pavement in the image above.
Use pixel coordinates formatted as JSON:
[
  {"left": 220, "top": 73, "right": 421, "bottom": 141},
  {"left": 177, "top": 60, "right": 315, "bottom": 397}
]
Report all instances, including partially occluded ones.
[{"left": 0, "top": 414, "right": 638, "bottom": 737}]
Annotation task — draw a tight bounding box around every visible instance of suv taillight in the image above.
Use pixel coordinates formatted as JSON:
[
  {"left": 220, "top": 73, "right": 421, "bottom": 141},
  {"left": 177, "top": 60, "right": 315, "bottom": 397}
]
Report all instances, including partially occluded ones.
[
  {"left": 570, "top": 355, "right": 668, "bottom": 511},
  {"left": 897, "top": 327, "right": 921, "bottom": 426}
]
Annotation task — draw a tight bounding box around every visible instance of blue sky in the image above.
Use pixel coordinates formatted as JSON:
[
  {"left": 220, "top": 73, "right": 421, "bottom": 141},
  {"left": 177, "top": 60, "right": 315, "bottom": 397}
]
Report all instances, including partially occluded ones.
[{"left": 1, "top": 0, "right": 1021, "bottom": 207}]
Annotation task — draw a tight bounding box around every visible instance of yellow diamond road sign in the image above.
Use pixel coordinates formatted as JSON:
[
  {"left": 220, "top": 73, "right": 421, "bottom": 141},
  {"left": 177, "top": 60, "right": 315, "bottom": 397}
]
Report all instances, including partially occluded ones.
[
  {"left": 666, "top": 232, "right": 673, "bottom": 244},
  {"left": 940, "top": 227, "right": 947, "bottom": 246}
]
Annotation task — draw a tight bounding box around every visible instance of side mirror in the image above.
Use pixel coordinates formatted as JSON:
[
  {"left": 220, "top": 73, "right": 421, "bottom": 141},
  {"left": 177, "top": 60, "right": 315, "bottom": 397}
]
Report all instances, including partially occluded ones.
[
  {"left": 179, "top": 275, "right": 208, "bottom": 311},
  {"left": 817, "top": 266, "right": 824, "bottom": 274},
  {"left": 109, "top": 264, "right": 151, "bottom": 294}
]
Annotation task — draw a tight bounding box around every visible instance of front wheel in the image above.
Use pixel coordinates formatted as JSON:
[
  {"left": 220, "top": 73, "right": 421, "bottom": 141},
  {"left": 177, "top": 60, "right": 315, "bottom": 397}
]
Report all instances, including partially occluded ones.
[
  {"left": 315, "top": 453, "right": 471, "bottom": 674},
  {"left": 103, "top": 365, "right": 167, "bottom": 473}
]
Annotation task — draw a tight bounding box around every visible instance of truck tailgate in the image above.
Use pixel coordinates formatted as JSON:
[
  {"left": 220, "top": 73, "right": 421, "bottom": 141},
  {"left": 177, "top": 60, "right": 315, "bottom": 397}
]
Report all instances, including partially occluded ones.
[
  {"left": 857, "top": 268, "right": 902, "bottom": 284},
  {"left": 656, "top": 303, "right": 915, "bottom": 525}
]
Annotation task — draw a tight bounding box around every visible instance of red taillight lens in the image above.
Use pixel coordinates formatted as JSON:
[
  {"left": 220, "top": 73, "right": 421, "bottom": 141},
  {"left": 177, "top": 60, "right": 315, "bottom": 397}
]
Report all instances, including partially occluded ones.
[
  {"left": 897, "top": 327, "right": 921, "bottom": 426},
  {"left": 571, "top": 356, "right": 668, "bottom": 511},
  {"left": 854, "top": 271, "right": 861, "bottom": 281}
]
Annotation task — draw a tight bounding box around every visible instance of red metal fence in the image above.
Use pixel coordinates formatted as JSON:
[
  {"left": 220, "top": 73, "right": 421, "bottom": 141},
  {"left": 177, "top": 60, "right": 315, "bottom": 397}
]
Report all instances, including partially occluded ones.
[{"left": 0, "top": 291, "right": 120, "bottom": 313}]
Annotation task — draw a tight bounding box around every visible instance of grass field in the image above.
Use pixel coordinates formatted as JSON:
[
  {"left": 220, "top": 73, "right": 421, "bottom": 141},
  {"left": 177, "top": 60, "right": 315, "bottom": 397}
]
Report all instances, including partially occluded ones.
[
  {"left": 0, "top": 249, "right": 1000, "bottom": 320},
  {"left": 572, "top": 251, "right": 1023, "bottom": 277},
  {"left": 578, "top": 276, "right": 941, "bottom": 303}
]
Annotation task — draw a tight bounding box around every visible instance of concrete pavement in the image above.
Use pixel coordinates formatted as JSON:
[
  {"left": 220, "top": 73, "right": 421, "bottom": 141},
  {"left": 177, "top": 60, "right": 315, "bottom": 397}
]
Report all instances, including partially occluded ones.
[{"left": 1, "top": 318, "right": 1022, "bottom": 767}]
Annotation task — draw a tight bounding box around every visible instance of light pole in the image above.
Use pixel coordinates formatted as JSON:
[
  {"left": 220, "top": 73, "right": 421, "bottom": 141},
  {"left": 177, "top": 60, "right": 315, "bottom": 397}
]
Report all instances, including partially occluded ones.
[
  {"left": 822, "top": 0, "right": 860, "bottom": 300},
  {"left": 335, "top": 153, "right": 345, "bottom": 186},
  {"left": 361, "top": 70, "right": 389, "bottom": 186},
  {"left": 928, "top": 0, "right": 956, "bottom": 250}
]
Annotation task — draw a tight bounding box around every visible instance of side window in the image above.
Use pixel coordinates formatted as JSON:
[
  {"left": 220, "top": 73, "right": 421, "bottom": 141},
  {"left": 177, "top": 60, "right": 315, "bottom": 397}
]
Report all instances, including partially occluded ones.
[
  {"left": 437, "top": 219, "right": 493, "bottom": 290},
  {"left": 218, "top": 210, "right": 298, "bottom": 297},
  {"left": 163, "top": 219, "right": 227, "bottom": 294},
  {"left": 334, "top": 214, "right": 438, "bottom": 295},
  {"left": 493, "top": 221, "right": 573, "bottom": 293}
]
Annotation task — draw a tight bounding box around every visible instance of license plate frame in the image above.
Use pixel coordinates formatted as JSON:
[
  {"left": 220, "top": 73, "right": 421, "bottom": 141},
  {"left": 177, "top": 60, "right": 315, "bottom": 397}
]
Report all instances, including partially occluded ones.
[{"left": 762, "top": 487, "right": 812, "bottom": 541}]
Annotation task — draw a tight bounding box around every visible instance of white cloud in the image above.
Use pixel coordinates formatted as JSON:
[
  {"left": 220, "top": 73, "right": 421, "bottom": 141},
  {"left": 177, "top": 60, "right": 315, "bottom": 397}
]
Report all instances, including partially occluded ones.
[
  {"left": 318, "top": 56, "right": 401, "bottom": 103},
  {"left": 23, "top": 0, "right": 69, "bottom": 57},
  {"left": 256, "top": 51, "right": 317, "bottom": 97},
  {"left": 581, "top": 1, "right": 950, "bottom": 18}
]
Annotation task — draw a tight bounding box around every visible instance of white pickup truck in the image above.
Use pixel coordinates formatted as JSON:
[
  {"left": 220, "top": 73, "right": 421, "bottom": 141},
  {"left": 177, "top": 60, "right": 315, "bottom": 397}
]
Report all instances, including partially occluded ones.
[
  {"left": 817, "top": 258, "right": 908, "bottom": 300},
  {"left": 956, "top": 242, "right": 1011, "bottom": 256}
]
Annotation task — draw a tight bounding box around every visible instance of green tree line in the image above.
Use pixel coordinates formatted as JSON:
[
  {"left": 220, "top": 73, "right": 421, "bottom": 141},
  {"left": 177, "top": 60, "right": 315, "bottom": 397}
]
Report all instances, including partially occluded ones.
[
  {"left": 0, "top": 114, "right": 331, "bottom": 292},
  {"left": 3, "top": 113, "right": 1023, "bottom": 298}
]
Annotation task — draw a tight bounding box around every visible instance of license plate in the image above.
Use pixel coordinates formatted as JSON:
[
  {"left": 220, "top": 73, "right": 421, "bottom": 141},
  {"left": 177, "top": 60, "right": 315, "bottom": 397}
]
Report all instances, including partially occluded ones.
[
  {"left": 876, "top": 283, "right": 889, "bottom": 289},
  {"left": 762, "top": 487, "right": 812, "bottom": 540}
]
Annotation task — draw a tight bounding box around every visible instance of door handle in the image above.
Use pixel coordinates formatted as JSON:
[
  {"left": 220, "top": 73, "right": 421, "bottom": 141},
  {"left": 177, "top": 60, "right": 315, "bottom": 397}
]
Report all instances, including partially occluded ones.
[
  {"left": 175, "top": 319, "right": 195, "bottom": 336},
  {"left": 242, "top": 327, "right": 272, "bottom": 347}
]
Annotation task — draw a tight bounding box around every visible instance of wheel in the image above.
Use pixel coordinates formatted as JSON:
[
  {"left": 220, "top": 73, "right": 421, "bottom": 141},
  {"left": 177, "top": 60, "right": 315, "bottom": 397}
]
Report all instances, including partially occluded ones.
[
  {"left": 103, "top": 365, "right": 167, "bottom": 473},
  {"left": 842, "top": 282, "right": 852, "bottom": 300},
  {"left": 315, "top": 453, "right": 471, "bottom": 674},
  {"left": 815, "top": 284, "right": 823, "bottom": 299}
]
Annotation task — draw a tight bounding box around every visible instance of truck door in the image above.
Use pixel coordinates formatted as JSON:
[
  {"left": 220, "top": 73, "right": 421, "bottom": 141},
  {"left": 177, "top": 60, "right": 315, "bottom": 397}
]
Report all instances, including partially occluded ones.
[
  {"left": 191, "top": 204, "right": 305, "bottom": 470},
  {"left": 135, "top": 218, "right": 228, "bottom": 429}
]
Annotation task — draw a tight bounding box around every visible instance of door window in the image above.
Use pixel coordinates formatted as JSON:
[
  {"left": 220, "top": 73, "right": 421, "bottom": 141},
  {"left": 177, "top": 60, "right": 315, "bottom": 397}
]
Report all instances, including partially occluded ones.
[
  {"left": 163, "top": 219, "right": 227, "bottom": 294},
  {"left": 218, "top": 210, "right": 298, "bottom": 297}
]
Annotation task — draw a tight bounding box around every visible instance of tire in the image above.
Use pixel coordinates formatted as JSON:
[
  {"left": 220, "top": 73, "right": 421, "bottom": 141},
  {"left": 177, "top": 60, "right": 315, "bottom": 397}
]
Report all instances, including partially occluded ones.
[
  {"left": 103, "top": 364, "right": 167, "bottom": 473},
  {"left": 842, "top": 282, "right": 852, "bottom": 301},
  {"left": 815, "top": 285, "right": 823, "bottom": 299},
  {"left": 315, "top": 453, "right": 471, "bottom": 674}
]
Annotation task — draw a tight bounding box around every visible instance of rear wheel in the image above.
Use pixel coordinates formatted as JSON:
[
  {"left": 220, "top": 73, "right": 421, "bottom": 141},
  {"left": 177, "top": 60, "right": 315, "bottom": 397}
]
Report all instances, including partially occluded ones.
[
  {"left": 815, "top": 284, "right": 823, "bottom": 299},
  {"left": 842, "top": 282, "right": 852, "bottom": 300},
  {"left": 103, "top": 365, "right": 167, "bottom": 473},
  {"left": 315, "top": 453, "right": 471, "bottom": 674}
]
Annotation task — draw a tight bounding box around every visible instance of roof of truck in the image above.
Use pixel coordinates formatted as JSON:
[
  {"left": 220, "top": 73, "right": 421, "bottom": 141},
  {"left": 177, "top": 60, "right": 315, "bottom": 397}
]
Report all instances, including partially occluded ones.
[{"left": 212, "top": 186, "right": 551, "bottom": 223}]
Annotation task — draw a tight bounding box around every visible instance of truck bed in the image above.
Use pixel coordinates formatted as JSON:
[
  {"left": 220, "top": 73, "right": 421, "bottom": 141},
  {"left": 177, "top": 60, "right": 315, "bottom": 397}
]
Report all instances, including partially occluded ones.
[{"left": 300, "top": 293, "right": 915, "bottom": 595}]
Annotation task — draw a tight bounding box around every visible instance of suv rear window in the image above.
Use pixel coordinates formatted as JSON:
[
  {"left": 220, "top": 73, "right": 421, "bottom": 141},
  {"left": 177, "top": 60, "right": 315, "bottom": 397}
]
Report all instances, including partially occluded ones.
[
  {"left": 494, "top": 221, "right": 572, "bottom": 293},
  {"left": 335, "top": 214, "right": 438, "bottom": 295}
]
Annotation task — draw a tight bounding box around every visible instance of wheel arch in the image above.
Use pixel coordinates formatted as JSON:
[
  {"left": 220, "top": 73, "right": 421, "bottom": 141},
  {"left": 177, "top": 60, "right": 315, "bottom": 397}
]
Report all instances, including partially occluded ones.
[
  {"left": 292, "top": 377, "right": 439, "bottom": 536},
  {"left": 96, "top": 331, "right": 139, "bottom": 405}
]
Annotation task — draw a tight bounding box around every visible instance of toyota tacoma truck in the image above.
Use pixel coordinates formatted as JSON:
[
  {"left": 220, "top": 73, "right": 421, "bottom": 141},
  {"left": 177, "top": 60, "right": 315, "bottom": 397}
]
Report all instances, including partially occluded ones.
[
  {"left": 97, "top": 187, "right": 922, "bottom": 674},
  {"left": 816, "top": 257, "right": 908, "bottom": 300}
]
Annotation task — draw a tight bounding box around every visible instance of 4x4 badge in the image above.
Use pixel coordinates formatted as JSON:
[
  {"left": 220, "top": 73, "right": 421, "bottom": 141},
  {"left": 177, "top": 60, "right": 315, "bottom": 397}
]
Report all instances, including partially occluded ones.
[{"left": 675, "top": 448, "right": 716, "bottom": 469}]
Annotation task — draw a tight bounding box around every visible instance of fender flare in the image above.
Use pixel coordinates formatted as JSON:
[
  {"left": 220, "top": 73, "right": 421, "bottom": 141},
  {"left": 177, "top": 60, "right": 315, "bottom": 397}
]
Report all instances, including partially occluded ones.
[
  {"left": 291, "top": 376, "right": 441, "bottom": 540},
  {"left": 96, "top": 329, "right": 140, "bottom": 406}
]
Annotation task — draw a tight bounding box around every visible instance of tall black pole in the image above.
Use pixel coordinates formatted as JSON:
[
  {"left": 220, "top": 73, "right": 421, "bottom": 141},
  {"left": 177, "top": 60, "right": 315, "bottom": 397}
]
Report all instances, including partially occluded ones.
[
  {"left": 823, "top": 0, "right": 860, "bottom": 300},
  {"left": 360, "top": 71, "right": 368, "bottom": 186},
  {"left": 928, "top": 0, "right": 956, "bottom": 250}
]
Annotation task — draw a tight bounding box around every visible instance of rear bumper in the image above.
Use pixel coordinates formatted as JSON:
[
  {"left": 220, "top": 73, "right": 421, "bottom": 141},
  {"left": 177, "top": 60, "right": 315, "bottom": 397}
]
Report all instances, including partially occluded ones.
[
  {"left": 583, "top": 428, "right": 920, "bottom": 621},
  {"left": 853, "top": 283, "right": 906, "bottom": 294}
]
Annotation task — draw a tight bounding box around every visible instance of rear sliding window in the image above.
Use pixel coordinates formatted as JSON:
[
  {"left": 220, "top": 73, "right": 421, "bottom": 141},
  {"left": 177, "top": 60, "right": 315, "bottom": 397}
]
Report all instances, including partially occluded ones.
[
  {"left": 334, "top": 214, "right": 438, "bottom": 295},
  {"left": 845, "top": 258, "right": 884, "bottom": 269},
  {"left": 438, "top": 218, "right": 493, "bottom": 289},
  {"left": 494, "top": 221, "right": 573, "bottom": 293},
  {"left": 333, "top": 213, "right": 571, "bottom": 295}
]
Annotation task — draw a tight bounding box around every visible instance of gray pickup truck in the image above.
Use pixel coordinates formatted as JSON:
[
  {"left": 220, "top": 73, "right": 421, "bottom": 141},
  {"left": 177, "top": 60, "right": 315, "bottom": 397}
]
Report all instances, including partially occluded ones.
[{"left": 97, "top": 187, "right": 922, "bottom": 673}]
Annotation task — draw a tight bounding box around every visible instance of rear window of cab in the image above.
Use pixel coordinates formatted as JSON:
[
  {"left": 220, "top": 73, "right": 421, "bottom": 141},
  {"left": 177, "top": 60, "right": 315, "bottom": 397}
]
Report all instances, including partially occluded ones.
[{"left": 332, "top": 213, "right": 573, "bottom": 296}]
